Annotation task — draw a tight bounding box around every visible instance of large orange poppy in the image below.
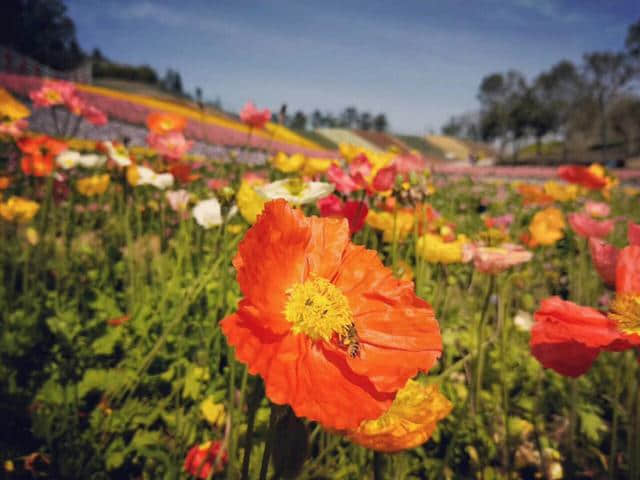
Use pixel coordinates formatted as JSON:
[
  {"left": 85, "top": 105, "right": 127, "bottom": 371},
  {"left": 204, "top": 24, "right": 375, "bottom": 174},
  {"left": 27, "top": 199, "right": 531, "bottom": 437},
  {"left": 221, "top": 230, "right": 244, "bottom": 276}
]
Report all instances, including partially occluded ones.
[{"left": 221, "top": 200, "right": 442, "bottom": 430}]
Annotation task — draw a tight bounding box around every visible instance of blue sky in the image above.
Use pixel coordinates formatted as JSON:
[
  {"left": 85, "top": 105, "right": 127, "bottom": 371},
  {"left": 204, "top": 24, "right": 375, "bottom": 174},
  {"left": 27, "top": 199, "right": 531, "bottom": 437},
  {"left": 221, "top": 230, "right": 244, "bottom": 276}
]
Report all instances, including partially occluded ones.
[{"left": 66, "top": 0, "right": 637, "bottom": 134}]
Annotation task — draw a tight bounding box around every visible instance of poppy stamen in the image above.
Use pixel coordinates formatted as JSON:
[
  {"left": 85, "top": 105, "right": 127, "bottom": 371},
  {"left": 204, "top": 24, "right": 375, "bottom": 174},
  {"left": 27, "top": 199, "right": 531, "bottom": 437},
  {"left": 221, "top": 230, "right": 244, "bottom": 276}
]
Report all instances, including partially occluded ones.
[
  {"left": 609, "top": 293, "right": 640, "bottom": 336},
  {"left": 284, "top": 276, "right": 353, "bottom": 341}
]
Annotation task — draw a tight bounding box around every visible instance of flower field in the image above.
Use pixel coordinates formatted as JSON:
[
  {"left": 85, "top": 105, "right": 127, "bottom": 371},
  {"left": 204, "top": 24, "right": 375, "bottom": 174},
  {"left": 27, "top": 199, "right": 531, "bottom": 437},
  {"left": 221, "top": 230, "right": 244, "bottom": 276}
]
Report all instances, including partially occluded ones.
[{"left": 2, "top": 81, "right": 640, "bottom": 480}]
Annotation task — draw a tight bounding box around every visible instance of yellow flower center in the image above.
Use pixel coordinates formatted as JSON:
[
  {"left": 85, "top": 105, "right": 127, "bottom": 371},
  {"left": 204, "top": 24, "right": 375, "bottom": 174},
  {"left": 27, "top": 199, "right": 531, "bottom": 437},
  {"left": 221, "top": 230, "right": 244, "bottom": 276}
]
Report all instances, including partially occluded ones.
[
  {"left": 284, "top": 277, "right": 353, "bottom": 341},
  {"left": 284, "top": 178, "right": 306, "bottom": 197},
  {"left": 609, "top": 293, "right": 640, "bottom": 336}
]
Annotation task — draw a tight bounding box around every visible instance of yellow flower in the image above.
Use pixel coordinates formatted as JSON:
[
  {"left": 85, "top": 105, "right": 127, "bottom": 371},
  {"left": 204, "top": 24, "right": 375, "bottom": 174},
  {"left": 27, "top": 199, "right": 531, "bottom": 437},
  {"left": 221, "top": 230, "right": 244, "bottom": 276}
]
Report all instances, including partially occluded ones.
[
  {"left": 236, "top": 180, "right": 267, "bottom": 224},
  {"left": 25, "top": 227, "right": 39, "bottom": 246},
  {"left": 366, "top": 209, "right": 414, "bottom": 242},
  {"left": 416, "top": 233, "right": 469, "bottom": 264},
  {"left": 271, "top": 152, "right": 306, "bottom": 173},
  {"left": 543, "top": 181, "right": 578, "bottom": 202},
  {"left": 624, "top": 186, "right": 640, "bottom": 197},
  {"left": 528, "top": 207, "right": 565, "bottom": 246},
  {"left": 0, "top": 196, "right": 40, "bottom": 223},
  {"left": 200, "top": 397, "right": 226, "bottom": 428},
  {"left": 126, "top": 165, "right": 140, "bottom": 186},
  {"left": 346, "top": 380, "right": 452, "bottom": 452},
  {"left": 302, "top": 157, "right": 333, "bottom": 176},
  {"left": 0, "top": 88, "right": 30, "bottom": 120},
  {"left": 76, "top": 174, "right": 110, "bottom": 197},
  {"left": 0, "top": 176, "right": 10, "bottom": 190}
]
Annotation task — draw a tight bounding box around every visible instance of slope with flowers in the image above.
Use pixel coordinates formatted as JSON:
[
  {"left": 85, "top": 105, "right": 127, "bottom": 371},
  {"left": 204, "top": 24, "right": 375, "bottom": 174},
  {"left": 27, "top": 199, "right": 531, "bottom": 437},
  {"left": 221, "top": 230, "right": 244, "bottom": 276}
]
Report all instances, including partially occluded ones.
[{"left": 0, "top": 73, "right": 334, "bottom": 157}]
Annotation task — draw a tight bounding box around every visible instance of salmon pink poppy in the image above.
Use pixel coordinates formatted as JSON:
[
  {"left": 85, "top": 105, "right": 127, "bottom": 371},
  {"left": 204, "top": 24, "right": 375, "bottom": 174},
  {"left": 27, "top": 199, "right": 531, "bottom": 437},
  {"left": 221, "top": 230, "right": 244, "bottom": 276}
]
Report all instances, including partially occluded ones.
[
  {"left": 568, "top": 213, "right": 614, "bottom": 239},
  {"left": 29, "top": 79, "right": 76, "bottom": 108},
  {"left": 148, "top": 132, "right": 193, "bottom": 160},
  {"left": 558, "top": 165, "right": 607, "bottom": 190},
  {"left": 468, "top": 243, "right": 533, "bottom": 274},
  {"left": 628, "top": 221, "right": 640, "bottom": 246},
  {"left": 82, "top": 105, "right": 108, "bottom": 126},
  {"left": 239, "top": 101, "right": 271, "bottom": 129},
  {"left": 327, "top": 165, "right": 361, "bottom": 195},
  {"left": 589, "top": 238, "right": 619, "bottom": 287},
  {"left": 530, "top": 297, "right": 624, "bottom": 377},
  {"left": 221, "top": 200, "right": 442, "bottom": 430},
  {"left": 584, "top": 201, "right": 610, "bottom": 218}
]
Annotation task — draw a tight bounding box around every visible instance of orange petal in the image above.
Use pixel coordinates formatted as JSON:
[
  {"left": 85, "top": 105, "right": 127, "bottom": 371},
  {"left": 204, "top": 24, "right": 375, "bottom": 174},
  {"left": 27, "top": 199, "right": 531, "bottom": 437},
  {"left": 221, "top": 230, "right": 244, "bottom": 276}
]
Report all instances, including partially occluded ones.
[{"left": 221, "top": 308, "right": 394, "bottom": 430}]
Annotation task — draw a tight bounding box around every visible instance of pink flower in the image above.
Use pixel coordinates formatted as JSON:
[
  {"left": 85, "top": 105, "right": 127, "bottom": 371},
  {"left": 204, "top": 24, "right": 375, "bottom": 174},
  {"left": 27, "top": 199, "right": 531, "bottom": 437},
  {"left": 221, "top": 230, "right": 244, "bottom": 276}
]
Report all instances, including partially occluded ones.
[
  {"left": 468, "top": 243, "right": 533, "bottom": 274},
  {"left": 393, "top": 153, "right": 427, "bottom": 175},
  {"left": 147, "top": 132, "right": 193, "bottom": 160},
  {"left": 349, "top": 154, "right": 372, "bottom": 183},
  {"left": 568, "top": 213, "right": 615, "bottom": 238},
  {"left": 82, "top": 105, "right": 108, "bottom": 126},
  {"left": 589, "top": 238, "right": 619, "bottom": 287},
  {"left": 0, "top": 118, "right": 28, "bottom": 138},
  {"left": 327, "top": 165, "right": 360, "bottom": 195},
  {"left": 485, "top": 214, "right": 514, "bottom": 230},
  {"left": 239, "top": 101, "right": 271, "bottom": 129},
  {"left": 629, "top": 221, "right": 640, "bottom": 246},
  {"left": 165, "top": 189, "right": 190, "bottom": 212},
  {"left": 372, "top": 165, "right": 397, "bottom": 192},
  {"left": 207, "top": 178, "right": 230, "bottom": 191},
  {"left": 66, "top": 94, "right": 86, "bottom": 115},
  {"left": 30, "top": 80, "right": 76, "bottom": 108},
  {"left": 584, "top": 201, "right": 611, "bottom": 218},
  {"left": 317, "top": 194, "right": 368, "bottom": 234}
]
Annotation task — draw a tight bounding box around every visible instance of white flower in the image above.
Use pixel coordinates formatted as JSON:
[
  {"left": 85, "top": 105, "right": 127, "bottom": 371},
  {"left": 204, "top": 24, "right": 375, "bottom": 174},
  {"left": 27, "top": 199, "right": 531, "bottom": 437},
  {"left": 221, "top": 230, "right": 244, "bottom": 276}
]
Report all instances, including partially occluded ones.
[
  {"left": 165, "top": 189, "right": 190, "bottom": 212},
  {"left": 56, "top": 150, "right": 81, "bottom": 169},
  {"left": 136, "top": 166, "right": 174, "bottom": 190},
  {"left": 255, "top": 178, "right": 334, "bottom": 205},
  {"left": 103, "top": 141, "right": 131, "bottom": 167},
  {"left": 193, "top": 198, "right": 222, "bottom": 228},
  {"left": 78, "top": 153, "right": 107, "bottom": 168},
  {"left": 513, "top": 310, "right": 534, "bottom": 332}
]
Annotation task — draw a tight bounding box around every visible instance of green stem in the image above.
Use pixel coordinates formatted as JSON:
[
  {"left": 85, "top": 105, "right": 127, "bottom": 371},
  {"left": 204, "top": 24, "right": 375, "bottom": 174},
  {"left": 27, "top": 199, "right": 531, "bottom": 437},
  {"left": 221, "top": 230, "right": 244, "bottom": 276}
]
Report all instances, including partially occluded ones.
[
  {"left": 241, "top": 378, "right": 264, "bottom": 480},
  {"left": 474, "top": 274, "right": 495, "bottom": 413},
  {"left": 373, "top": 451, "right": 384, "bottom": 480},
  {"left": 609, "top": 363, "right": 621, "bottom": 480},
  {"left": 259, "top": 405, "right": 278, "bottom": 480}
]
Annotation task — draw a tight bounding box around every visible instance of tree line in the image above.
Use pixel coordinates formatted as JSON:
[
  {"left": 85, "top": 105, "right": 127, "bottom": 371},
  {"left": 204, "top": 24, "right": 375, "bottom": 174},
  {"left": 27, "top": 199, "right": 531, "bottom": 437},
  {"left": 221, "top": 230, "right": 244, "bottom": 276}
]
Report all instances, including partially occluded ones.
[
  {"left": 442, "top": 19, "right": 640, "bottom": 164},
  {"left": 279, "top": 106, "right": 388, "bottom": 132}
]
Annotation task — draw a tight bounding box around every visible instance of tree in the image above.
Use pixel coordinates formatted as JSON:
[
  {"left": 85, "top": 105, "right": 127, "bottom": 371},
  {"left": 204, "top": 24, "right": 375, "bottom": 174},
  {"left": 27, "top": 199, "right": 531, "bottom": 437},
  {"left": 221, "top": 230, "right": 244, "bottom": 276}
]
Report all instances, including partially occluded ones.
[
  {"left": 441, "top": 117, "right": 463, "bottom": 136},
  {"left": 373, "top": 114, "right": 388, "bottom": 132},
  {"left": 0, "top": 0, "right": 85, "bottom": 70},
  {"left": 582, "top": 52, "right": 634, "bottom": 162},
  {"left": 358, "top": 112, "right": 373, "bottom": 130},
  {"left": 311, "top": 110, "right": 324, "bottom": 129},
  {"left": 339, "top": 106, "right": 358, "bottom": 128},
  {"left": 290, "top": 111, "right": 307, "bottom": 130}
]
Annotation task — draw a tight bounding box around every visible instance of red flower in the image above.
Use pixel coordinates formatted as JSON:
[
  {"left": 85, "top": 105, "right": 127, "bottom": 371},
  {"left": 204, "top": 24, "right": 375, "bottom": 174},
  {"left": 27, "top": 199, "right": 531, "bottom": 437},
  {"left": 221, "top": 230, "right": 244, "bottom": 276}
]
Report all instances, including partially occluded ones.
[
  {"left": 318, "top": 195, "right": 369, "bottom": 234},
  {"left": 221, "top": 200, "right": 441, "bottom": 429},
  {"left": 530, "top": 297, "right": 623, "bottom": 377},
  {"left": 239, "top": 101, "right": 271, "bottom": 129},
  {"left": 169, "top": 163, "right": 199, "bottom": 183},
  {"left": 557, "top": 165, "right": 607, "bottom": 190},
  {"left": 568, "top": 213, "right": 614, "bottom": 239},
  {"left": 18, "top": 136, "right": 67, "bottom": 177},
  {"left": 589, "top": 238, "right": 619, "bottom": 287},
  {"left": 184, "top": 441, "right": 228, "bottom": 479},
  {"left": 372, "top": 165, "right": 397, "bottom": 192}
]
